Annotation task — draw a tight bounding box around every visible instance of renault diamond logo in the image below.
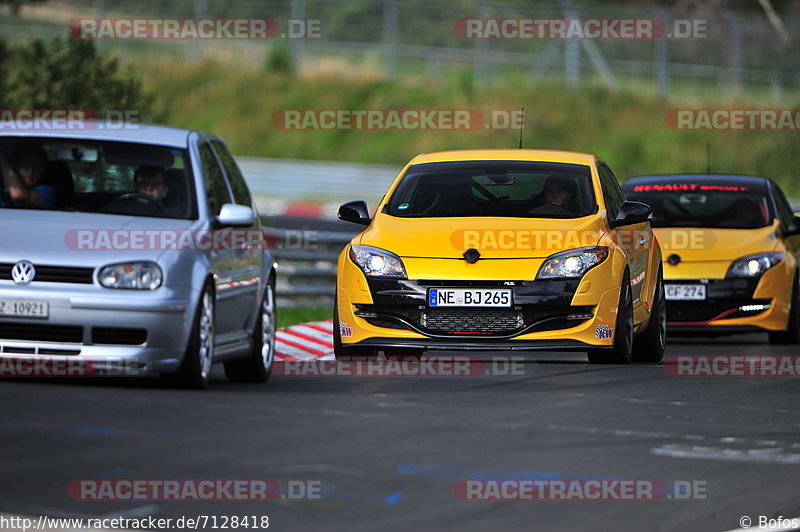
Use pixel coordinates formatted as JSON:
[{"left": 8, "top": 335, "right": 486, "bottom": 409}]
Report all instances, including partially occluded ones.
[
  {"left": 11, "top": 260, "right": 35, "bottom": 285},
  {"left": 463, "top": 248, "right": 481, "bottom": 264}
]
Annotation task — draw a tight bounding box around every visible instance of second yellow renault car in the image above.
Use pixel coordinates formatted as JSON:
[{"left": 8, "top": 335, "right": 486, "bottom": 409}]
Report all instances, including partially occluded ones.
[
  {"left": 334, "top": 149, "right": 665, "bottom": 364},
  {"left": 623, "top": 175, "right": 800, "bottom": 344}
]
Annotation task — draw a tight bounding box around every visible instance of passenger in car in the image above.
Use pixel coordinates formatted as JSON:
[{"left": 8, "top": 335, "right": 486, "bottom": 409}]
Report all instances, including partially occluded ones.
[{"left": 0, "top": 146, "right": 58, "bottom": 209}]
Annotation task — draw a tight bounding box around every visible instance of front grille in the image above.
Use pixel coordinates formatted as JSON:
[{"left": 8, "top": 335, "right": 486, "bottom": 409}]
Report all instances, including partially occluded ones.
[
  {"left": 358, "top": 304, "right": 591, "bottom": 336},
  {"left": 423, "top": 307, "right": 522, "bottom": 334},
  {"left": 0, "top": 345, "right": 81, "bottom": 355},
  {"left": 668, "top": 299, "right": 771, "bottom": 323},
  {"left": 0, "top": 263, "right": 94, "bottom": 284},
  {"left": 92, "top": 327, "right": 147, "bottom": 345},
  {"left": 0, "top": 322, "right": 83, "bottom": 343}
]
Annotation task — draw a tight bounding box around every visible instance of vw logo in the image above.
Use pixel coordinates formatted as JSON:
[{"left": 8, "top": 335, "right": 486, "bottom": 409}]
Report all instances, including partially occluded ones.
[{"left": 11, "top": 260, "right": 35, "bottom": 285}]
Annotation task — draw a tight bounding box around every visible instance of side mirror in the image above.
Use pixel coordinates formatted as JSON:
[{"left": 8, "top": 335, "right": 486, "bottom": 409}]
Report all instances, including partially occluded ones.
[
  {"left": 338, "top": 200, "right": 371, "bottom": 226},
  {"left": 785, "top": 215, "right": 800, "bottom": 236},
  {"left": 216, "top": 203, "right": 255, "bottom": 227},
  {"left": 611, "top": 201, "right": 653, "bottom": 228}
]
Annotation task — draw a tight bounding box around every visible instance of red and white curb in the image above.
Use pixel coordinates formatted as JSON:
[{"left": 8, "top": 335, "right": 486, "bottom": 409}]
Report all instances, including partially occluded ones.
[{"left": 276, "top": 320, "right": 335, "bottom": 361}]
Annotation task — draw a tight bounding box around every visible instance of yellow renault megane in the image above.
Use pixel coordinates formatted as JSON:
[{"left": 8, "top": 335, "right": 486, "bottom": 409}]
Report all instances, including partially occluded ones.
[
  {"left": 623, "top": 175, "right": 800, "bottom": 343},
  {"left": 334, "top": 149, "right": 665, "bottom": 364}
]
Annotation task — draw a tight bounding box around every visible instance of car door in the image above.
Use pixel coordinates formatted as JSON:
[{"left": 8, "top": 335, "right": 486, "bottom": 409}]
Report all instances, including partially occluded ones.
[
  {"left": 196, "top": 138, "right": 247, "bottom": 340},
  {"left": 209, "top": 137, "right": 261, "bottom": 333},
  {"left": 599, "top": 162, "right": 650, "bottom": 307}
]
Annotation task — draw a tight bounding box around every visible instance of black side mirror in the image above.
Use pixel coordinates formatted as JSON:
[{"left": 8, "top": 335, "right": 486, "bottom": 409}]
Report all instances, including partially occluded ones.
[
  {"left": 611, "top": 201, "right": 653, "bottom": 228},
  {"left": 785, "top": 215, "right": 800, "bottom": 236},
  {"left": 338, "top": 200, "right": 371, "bottom": 226}
]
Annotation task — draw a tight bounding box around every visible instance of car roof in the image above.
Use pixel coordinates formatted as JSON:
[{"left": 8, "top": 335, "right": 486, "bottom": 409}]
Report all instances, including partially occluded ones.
[
  {"left": 623, "top": 174, "right": 770, "bottom": 191},
  {"left": 0, "top": 121, "right": 194, "bottom": 148},
  {"left": 409, "top": 149, "right": 598, "bottom": 166}
]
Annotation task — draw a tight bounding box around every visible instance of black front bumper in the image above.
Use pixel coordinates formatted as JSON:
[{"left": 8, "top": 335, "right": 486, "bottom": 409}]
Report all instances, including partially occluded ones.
[
  {"left": 358, "top": 278, "right": 593, "bottom": 339},
  {"left": 344, "top": 337, "right": 610, "bottom": 352},
  {"left": 666, "top": 278, "right": 770, "bottom": 325}
]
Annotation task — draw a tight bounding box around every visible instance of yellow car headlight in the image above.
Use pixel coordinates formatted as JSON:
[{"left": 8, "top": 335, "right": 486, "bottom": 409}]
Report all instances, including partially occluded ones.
[
  {"left": 726, "top": 252, "right": 783, "bottom": 278},
  {"left": 536, "top": 246, "right": 609, "bottom": 279},
  {"left": 349, "top": 245, "right": 407, "bottom": 278}
]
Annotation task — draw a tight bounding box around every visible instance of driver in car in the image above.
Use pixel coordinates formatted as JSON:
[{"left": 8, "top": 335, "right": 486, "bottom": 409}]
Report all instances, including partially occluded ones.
[
  {"left": 527, "top": 175, "right": 575, "bottom": 215},
  {"left": 133, "top": 165, "right": 169, "bottom": 202}
]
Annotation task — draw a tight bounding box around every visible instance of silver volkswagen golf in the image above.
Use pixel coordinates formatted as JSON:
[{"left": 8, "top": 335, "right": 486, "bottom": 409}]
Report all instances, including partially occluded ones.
[{"left": 0, "top": 122, "right": 276, "bottom": 388}]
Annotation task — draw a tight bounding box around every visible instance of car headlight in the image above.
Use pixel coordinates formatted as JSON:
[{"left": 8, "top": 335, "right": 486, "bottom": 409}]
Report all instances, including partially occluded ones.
[
  {"left": 349, "top": 245, "right": 407, "bottom": 278},
  {"left": 726, "top": 253, "right": 783, "bottom": 278},
  {"left": 536, "top": 246, "right": 609, "bottom": 279},
  {"left": 98, "top": 262, "right": 163, "bottom": 290}
]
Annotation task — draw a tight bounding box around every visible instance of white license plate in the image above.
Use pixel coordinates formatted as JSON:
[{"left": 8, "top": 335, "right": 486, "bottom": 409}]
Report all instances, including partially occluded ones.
[
  {"left": 665, "top": 285, "right": 706, "bottom": 301},
  {"left": 0, "top": 298, "right": 49, "bottom": 318},
  {"left": 428, "top": 288, "right": 512, "bottom": 307}
]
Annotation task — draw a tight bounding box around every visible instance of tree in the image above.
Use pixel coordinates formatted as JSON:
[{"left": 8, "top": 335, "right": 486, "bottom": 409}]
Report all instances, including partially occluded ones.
[
  {"left": 0, "top": 0, "right": 47, "bottom": 15},
  {"left": 5, "top": 37, "right": 157, "bottom": 120}
]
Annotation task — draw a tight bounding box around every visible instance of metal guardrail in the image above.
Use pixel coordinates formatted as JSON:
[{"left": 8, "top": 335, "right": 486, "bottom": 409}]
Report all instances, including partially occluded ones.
[{"left": 266, "top": 224, "right": 356, "bottom": 308}]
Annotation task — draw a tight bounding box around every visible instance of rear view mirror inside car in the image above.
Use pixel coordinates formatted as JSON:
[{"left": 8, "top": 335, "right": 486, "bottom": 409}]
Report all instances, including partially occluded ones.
[
  {"left": 54, "top": 147, "right": 99, "bottom": 163},
  {"left": 483, "top": 173, "right": 515, "bottom": 185},
  {"left": 104, "top": 143, "right": 175, "bottom": 167}
]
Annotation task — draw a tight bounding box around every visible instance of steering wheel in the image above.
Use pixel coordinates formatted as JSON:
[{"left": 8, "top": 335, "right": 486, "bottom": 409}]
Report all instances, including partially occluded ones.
[
  {"left": 107, "top": 193, "right": 168, "bottom": 215},
  {"left": 527, "top": 203, "right": 572, "bottom": 216}
]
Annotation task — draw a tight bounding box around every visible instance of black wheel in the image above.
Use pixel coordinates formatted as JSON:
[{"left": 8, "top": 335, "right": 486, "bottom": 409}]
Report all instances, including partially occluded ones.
[
  {"left": 333, "top": 290, "right": 377, "bottom": 360},
  {"left": 224, "top": 279, "right": 276, "bottom": 383},
  {"left": 769, "top": 271, "right": 800, "bottom": 345},
  {"left": 632, "top": 266, "right": 666, "bottom": 363},
  {"left": 588, "top": 270, "right": 633, "bottom": 364},
  {"left": 166, "top": 282, "right": 215, "bottom": 389}
]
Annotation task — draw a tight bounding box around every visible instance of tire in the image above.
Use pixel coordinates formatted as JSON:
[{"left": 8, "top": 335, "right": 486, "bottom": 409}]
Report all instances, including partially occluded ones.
[
  {"left": 224, "top": 279, "right": 276, "bottom": 383},
  {"left": 588, "top": 270, "right": 633, "bottom": 364},
  {"left": 333, "top": 290, "right": 377, "bottom": 360},
  {"left": 167, "top": 282, "right": 215, "bottom": 389},
  {"left": 632, "top": 266, "right": 666, "bottom": 363},
  {"left": 769, "top": 271, "right": 800, "bottom": 345}
]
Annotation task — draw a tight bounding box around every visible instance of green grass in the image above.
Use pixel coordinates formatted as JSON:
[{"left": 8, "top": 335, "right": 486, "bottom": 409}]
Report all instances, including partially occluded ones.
[
  {"left": 277, "top": 306, "right": 332, "bottom": 328},
  {"left": 139, "top": 59, "right": 800, "bottom": 196}
]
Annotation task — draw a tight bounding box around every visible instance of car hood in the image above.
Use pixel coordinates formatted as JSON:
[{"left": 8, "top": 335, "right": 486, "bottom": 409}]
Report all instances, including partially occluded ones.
[
  {"left": 653, "top": 223, "right": 780, "bottom": 262},
  {"left": 0, "top": 210, "right": 199, "bottom": 267},
  {"left": 359, "top": 214, "right": 606, "bottom": 259}
]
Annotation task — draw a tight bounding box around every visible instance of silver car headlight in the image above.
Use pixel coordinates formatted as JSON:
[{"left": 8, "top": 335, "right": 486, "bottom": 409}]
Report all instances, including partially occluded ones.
[
  {"left": 726, "top": 252, "right": 783, "bottom": 278},
  {"left": 98, "top": 262, "right": 163, "bottom": 290},
  {"left": 536, "top": 246, "right": 609, "bottom": 279},
  {"left": 349, "top": 245, "right": 407, "bottom": 278}
]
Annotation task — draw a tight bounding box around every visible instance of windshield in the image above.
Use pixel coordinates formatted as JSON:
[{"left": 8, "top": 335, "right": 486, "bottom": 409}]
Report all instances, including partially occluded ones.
[
  {"left": 0, "top": 138, "right": 196, "bottom": 219},
  {"left": 384, "top": 161, "right": 597, "bottom": 219},
  {"left": 624, "top": 182, "right": 771, "bottom": 229}
]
